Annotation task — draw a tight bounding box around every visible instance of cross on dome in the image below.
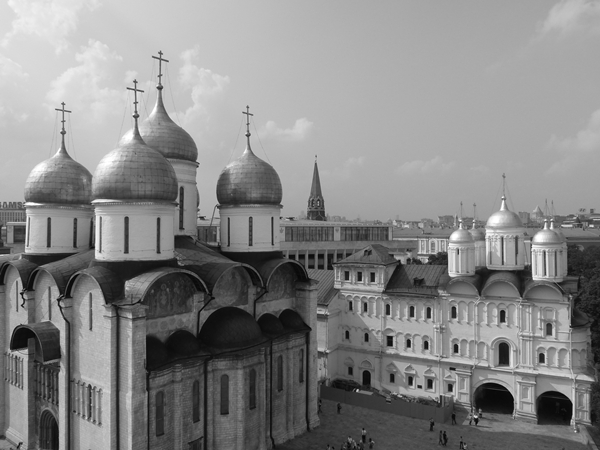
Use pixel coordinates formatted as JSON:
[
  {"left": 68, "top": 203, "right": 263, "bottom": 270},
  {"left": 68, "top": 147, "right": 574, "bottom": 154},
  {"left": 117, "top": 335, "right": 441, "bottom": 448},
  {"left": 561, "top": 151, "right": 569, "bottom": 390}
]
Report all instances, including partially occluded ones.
[
  {"left": 152, "top": 50, "right": 169, "bottom": 90},
  {"left": 55, "top": 102, "right": 71, "bottom": 137},
  {"left": 242, "top": 105, "right": 253, "bottom": 137},
  {"left": 126, "top": 79, "right": 144, "bottom": 123}
]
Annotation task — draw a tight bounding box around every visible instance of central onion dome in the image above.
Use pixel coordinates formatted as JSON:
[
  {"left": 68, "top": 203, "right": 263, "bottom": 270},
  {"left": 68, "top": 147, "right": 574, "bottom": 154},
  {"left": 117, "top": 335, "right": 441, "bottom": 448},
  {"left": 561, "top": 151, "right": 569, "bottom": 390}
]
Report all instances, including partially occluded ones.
[
  {"left": 25, "top": 141, "right": 92, "bottom": 204},
  {"left": 216, "top": 132, "right": 282, "bottom": 206},
  {"left": 450, "top": 221, "right": 475, "bottom": 244},
  {"left": 119, "top": 88, "right": 198, "bottom": 162},
  {"left": 486, "top": 196, "right": 523, "bottom": 229},
  {"left": 199, "top": 307, "right": 265, "bottom": 349},
  {"left": 92, "top": 127, "right": 178, "bottom": 201},
  {"left": 469, "top": 224, "right": 485, "bottom": 241}
]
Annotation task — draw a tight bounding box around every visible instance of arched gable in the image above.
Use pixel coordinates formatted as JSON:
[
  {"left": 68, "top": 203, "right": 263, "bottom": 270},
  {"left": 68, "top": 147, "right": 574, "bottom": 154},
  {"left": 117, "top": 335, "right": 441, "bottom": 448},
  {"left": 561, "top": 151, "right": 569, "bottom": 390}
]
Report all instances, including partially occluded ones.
[
  {"left": 0, "top": 258, "right": 38, "bottom": 287},
  {"left": 447, "top": 278, "right": 479, "bottom": 296},
  {"left": 10, "top": 322, "right": 61, "bottom": 363},
  {"left": 65, "top": 266, "right": 123, "bottom": 303},
  {"left": 523, "top": 282, "right": 563, "bottom": 302},
  {"left": 482, "top": 278, "right": 520, "bottom": 298},
  {"left": 26, "top": 250, "right": 94, "bottom": 293}
]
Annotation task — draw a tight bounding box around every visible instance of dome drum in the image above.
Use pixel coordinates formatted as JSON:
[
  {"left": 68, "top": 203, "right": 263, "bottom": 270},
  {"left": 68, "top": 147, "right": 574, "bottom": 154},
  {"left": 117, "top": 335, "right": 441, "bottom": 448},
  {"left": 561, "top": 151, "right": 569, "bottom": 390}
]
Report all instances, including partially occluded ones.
[
  {"left": 219, "top": 205, "right": 281, "bottom": 253},
  {"left": 25, "top": 206, "right": 93, "bottom": 254}
]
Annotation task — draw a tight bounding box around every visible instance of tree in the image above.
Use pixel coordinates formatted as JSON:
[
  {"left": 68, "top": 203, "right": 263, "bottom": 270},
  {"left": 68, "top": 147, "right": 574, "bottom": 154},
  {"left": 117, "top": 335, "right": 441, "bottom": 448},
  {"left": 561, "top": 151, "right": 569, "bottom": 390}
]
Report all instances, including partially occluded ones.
[
  {"left": 568, "top": 245, "right": 600, "bottom": 279},
  {"left": 575, "top": 272, "right": 600, "bottom": 363},
  {"left": 427, "top": 252, "right": 448, "bottom": 265}
]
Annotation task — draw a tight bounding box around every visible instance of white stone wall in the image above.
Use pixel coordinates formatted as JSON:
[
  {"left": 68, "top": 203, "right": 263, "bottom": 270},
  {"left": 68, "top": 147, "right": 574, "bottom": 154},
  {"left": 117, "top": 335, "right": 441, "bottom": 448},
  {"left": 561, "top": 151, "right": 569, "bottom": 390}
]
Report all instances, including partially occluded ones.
[
  {"left": 219, "top": 205, "right": 280, "bottom": 253},
  {"left": 169, "top": 159, "right": 199, "bottom": 237}
]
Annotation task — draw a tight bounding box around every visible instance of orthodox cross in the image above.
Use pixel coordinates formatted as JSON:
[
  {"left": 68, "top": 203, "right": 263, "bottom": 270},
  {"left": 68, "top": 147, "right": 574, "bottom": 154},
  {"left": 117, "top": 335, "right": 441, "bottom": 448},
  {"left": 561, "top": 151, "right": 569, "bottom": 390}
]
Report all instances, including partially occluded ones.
[
  {"left": 502, "top": 173, "right": 506, "bottom": 198},
  {"left": 55, "top": 102, "right": 71, "bottom": 136},
  {"left": 152, "top": 50, "right": 169, "bottom": 88},
  {"left": 127, "top": 79, "right": 144, "bottom": 120},
  {"left": 460, "top": 201, "right": 463, "bottom": 220},
  {"left": 242, "top": 105, "right": 253, "bottom": 136}
]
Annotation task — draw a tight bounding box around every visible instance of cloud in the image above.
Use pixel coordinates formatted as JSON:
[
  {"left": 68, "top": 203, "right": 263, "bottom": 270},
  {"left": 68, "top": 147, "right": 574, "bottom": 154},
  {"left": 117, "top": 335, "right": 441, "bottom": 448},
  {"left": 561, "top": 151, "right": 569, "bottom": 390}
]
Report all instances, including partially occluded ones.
[
  {"left": 395, "top": 156, "right": 456, "bottom": 175},
  {"left": 3, "top": 0, "right": 100, "bottom": 54},
  {"left": 178, "top": 46, "right": 230, "bottom": 127},
  {"left": 45, "top": 39, "right": 124, "bottom": 121},
  {"left": 0, "top": 54, "right": 29, "bottom": 86},
  {"left": 321, "top": 156, "right": 365, "bottom": 181},
  {"left": 259, "top": 118, "right": 314, "bottom": 142},
  {"left": 537, "top": 0, "right": 600, "bottom": 39}
]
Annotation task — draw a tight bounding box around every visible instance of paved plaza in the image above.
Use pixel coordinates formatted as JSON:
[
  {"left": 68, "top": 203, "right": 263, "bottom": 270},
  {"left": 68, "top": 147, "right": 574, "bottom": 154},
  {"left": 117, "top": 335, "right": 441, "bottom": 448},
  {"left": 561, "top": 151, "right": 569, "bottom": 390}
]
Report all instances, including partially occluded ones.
[{"left": 278, "top": 399, "right": 590, "bottom": 450}]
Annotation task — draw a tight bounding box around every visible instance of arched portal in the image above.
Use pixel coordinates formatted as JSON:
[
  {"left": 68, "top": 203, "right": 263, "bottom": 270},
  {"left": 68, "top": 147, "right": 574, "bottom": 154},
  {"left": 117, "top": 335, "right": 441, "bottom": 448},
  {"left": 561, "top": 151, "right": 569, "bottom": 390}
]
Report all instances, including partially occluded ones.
[
  {"left": 537, "top": 391, "right": 572, "bottom": 425},
  {"left": 362, "top": 370, "right": 371, "bottom": 387},
  {"left": 40, "top": 409, "right": 59, "bottom": 450},
  {"left": 473, "top": 383, "right": 514, "bottom": 414}
]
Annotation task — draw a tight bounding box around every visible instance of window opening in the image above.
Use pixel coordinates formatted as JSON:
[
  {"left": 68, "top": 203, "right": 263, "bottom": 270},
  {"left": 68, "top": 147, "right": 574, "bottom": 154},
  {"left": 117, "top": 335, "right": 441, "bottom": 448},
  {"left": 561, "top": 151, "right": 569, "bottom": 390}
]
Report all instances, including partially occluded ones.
[
  {"left": 156, "top": 391, "right": 165, "bottom": 436},
  {"left": 220, "top": 375, "right": 229, "bottom": 415},
  {"left": 179, "top": 187, "right": 184, "bottom": 230},
  {"left": 249, "top": 369, "right": 257, "bottom": 409}
]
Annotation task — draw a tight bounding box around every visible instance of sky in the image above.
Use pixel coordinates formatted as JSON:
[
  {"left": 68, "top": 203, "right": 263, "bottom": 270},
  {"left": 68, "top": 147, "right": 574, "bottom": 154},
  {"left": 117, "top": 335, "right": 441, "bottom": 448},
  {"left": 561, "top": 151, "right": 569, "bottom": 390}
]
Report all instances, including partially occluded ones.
[{"left": 1, "top": 0, "right": 600, "bottom": 222}]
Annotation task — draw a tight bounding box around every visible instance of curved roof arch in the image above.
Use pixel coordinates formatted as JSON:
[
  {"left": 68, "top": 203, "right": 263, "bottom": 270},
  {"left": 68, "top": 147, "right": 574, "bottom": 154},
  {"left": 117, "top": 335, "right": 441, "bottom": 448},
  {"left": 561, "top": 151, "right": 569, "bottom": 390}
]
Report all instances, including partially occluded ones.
[
  {"left": 447, "top": 277, "right": 480, "bottom": 296},
  {"left": 183, "top": 262, "right": 261, "bottom": 293},
  {"left": 124, "top": 268, "right": 207, "bottom": 304},
  {"left": 26, "top": 250, "right": 94, "bottom": 293},
  {"left": 482, "top": 271, "right": 521, "bottom": 298},
  {"left": 1, "top": 258, "right": 38, "bottom": 286},
  {"left": 65, "top": 266, "right": 124, "bottom": 304},
  {"left": 523, "top": 280, "right": 564, "bottom": 300},
  {"left": 258, "top": 258, "right": 309, "bottom": 288},
  {"left": 10, "top": 322, "right": 61, "bottom": 363}
]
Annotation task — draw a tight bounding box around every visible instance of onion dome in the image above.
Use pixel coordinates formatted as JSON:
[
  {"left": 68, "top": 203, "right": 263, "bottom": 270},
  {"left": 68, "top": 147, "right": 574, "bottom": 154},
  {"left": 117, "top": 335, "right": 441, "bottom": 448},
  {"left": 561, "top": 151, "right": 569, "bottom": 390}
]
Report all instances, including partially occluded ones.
[
  {"left": 450, "top": 221, "right": 474, "bottom": 244},
  {"left": 120, "top": 87, "right": 198, "bottom": 162},
  {"left": 92, "top": 126, "right": 178, "bottom": 201},
  {"left": 279, "top": 309, "right": 310, "bottom": 332},
  {"left": 199, "top": 306, "right": 265, "bottom": 350},
  {"left": 469, "top": 225, "right": 485, "bottom": 242},
  {"left": 216, "top": 128, "right": 282, "bottom": 206},
  {"left": 549, "top": 219, "right": 566, "bottom": 242},
  {"left": 486, "top": 196, "right": 523, "bottom": 229},
  {"left": 25, "top": 135, "right": 92, "bottom": 205},
  {"left": 532, "top": 220, "right": 562, "bottom": 245},
  {"left": 258, "top": 313, "right": 286, "bottom": 336}
]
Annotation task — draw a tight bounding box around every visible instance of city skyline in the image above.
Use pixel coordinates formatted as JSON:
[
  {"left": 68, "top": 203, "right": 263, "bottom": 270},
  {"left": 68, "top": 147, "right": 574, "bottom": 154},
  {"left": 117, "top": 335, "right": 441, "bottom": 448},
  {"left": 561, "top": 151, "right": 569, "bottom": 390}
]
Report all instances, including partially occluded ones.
[{"left": 1, "top": 0, "right": 599, "bottom": 220}]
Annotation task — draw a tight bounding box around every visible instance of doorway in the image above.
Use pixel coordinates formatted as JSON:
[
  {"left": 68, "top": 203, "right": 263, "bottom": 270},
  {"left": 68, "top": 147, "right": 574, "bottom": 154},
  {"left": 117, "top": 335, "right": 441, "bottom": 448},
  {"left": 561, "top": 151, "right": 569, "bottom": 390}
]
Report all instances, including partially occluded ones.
[
  {"left": 40, "top": 410, "right": 59, "bottom": 450},
  {"left": 362, "top": 370, "right": 371, "bottom": 387}
]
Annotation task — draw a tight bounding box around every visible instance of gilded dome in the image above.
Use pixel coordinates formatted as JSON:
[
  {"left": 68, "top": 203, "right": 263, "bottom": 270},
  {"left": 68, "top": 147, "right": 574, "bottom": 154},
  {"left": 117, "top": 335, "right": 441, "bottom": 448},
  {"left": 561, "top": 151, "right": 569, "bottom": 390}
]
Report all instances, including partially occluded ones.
[
  {"left": 92, "top": 127, "right": 178, "bottom": 201},
  {"left": 24, "top": 142, "right": 92, "bottom": 205},
  {"left": 549, "top": 219, "right": 566, "bottom": 243},
  {"left": 486, "top": 197, "right": 523, "bottom": 229},
  {"left": 216, "top": 137, "right": 282, "bottom": 206},
  {"left": 199, "top": 306, "right": 265, "bottom": 350},
  {"left": 449, "top": 222, "right": 474, "bottom": 244},
  {"left": 120, "top": 89, "right": 198, "bottom": 162},
  {"left": 532, "top": 221, "right": 562, "bottom": 245},
  {"left": 469, "top": 226, "right": 486, "bottom": 242}
]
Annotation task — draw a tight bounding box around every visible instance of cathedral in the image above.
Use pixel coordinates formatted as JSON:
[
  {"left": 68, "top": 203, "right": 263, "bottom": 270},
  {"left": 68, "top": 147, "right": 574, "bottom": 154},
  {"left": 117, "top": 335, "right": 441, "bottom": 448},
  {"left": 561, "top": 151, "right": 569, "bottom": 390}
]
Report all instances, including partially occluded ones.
[
  {"left": 326, "top": 193, "right": 594, "bottom": 426},
  {"left": 0, "top": 53, "right": 319, "bottom": 450}
]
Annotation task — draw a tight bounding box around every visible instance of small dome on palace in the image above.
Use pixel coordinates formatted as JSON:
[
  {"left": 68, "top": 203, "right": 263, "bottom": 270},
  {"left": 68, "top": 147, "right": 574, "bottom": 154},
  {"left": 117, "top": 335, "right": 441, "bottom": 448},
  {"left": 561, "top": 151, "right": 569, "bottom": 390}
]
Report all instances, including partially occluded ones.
[
  {"left": 532, "top": 221, "right": 562, "bottom": 245},
  {"left": 216, "top": 143, "right": 282, "bottom": 206},
  {"left": 24, "top": 143, "right": 92, "bottom": 204},
  {"left": 449, "top": 222, "right": 474, "bottom": 244},
  {"left": 120, "top": 90, "right": 198, "bottom": 162},
  {"left": 280, "top": 309, "right": 310, "bottom": 332},
  {"left": 550, "top": 219, "right": 566, "bottom": 243},
  {"left": 166, "top": 329, "right": 200, "bottom": 356},
  {"left": 469, "top": 226, "right": 485, "bottom": 242},
  {"left": 92, "top": 128, "right": 178, "bottom": 201},
  {"left": 486, "top": 197, "right": 523, "bottom": 229},
  {"left": 199, "top": 307, "right": 265, "bottom": 349},
  {"left": 258, "top": 313, "right": 286, "bottom": 336}
]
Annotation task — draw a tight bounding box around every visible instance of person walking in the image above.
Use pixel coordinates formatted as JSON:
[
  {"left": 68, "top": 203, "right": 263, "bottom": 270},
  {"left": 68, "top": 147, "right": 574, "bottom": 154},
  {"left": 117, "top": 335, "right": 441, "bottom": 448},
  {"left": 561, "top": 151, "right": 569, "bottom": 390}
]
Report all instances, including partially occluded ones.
[
  {"left": 459, "top": 436, "right": 464, "bottom": 449},
  {"left": 451, "top": 411, "right": 456, "bottom": 425},
  {"left": 318, "top": 398, "right": 322, "bottom": 413},
  {"left": 468, "top": 412, "right": 472, "bottom": 425},
  {"left": 430, "top": 417, "right": 435, "bottom": 431},
  {"left": 473, "top": 412, "right": 479, "bottom": 426},
  {"left": 362, "top": 427, "right": 367, "bottom": 443},
  {"left": 439, "top": 430, "right": 444, "bottom": 445},
  {"left": 443, "top": 431, "right": 448, "bottom": 446},
  {"left": 337, "top": 402, "right": 342, "bottom": 414},
  {"left": 368, "top": 438, "right": 375, "bottom": 449},
  {"left": 478, "top": 407, "right": 482, "bottom": 419}
]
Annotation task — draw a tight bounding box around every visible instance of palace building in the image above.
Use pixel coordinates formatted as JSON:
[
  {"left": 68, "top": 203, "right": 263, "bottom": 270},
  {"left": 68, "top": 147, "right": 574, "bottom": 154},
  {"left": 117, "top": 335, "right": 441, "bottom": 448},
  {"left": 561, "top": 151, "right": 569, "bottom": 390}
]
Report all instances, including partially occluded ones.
[{"left": 0, "top": 53, "right": 319, "bottom": 450}]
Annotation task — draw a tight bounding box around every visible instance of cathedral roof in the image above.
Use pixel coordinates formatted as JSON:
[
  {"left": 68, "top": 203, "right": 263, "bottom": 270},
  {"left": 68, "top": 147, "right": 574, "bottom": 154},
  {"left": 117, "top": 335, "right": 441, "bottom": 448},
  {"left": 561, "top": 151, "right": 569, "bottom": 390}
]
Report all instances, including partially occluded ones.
[
  {"left": 532, "top": 221, "right": 562, "bottom": 245},
  {"left": 92, "top": 125, "right": 178, "bottom": 201},
  {"left": 279, "top": 309, "right": 310, "bottom": 332},
  {"left": 120, "top": 88, "right": 198, "bottom": 162},
  {"left": 486, "top": 197, "right": 523, "bottom": 229},
  {"left": 257, "top": 313, "right": 286, "bottom": 337},
  {"left": 385, "top": 264, "right": 447, "bottom": 294},
  {"left": 199, "top": 306, "right": 268, "bottom": 350},
  {"left": 24, "top": 139, "right": 92, "bottom": 205},
  {"left": 216, "top": 133, "right": 282, "bottom": 206},
  {"left": 449, "top": 222, "right": 474, "bottom": 244},
  {"left": 336, "top": 244, "right": 398, "bottom": 265}
]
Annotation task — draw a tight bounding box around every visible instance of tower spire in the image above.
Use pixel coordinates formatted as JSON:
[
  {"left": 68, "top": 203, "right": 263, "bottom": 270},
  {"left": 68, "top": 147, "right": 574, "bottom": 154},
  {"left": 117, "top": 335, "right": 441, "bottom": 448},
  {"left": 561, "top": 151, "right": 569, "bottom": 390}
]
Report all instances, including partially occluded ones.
[
  {"left": 473, "top": 203, "right": 477, "bottom": 229},
  {"left": 307, "top": 156, "right": 326, "bottom": 221},
  {"left": 55, "top": 102, "right": 71, "bottom": 152},
  {"left": 152, "top": 50, "right": 169, "bottom": 90}
]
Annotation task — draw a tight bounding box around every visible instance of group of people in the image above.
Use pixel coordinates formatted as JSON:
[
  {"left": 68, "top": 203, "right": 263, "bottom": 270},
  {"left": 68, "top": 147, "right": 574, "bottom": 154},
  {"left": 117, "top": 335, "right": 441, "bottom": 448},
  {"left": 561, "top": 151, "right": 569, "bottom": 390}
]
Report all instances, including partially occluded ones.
[
  {"left": 467, "top": 407, "right": 483, "bottom": 426},
  {"left": 325, "top": 427, "right": 375, "bottom": 450},
  {"left": 429, "top": 406, "right": 483, "bottom": 449}
]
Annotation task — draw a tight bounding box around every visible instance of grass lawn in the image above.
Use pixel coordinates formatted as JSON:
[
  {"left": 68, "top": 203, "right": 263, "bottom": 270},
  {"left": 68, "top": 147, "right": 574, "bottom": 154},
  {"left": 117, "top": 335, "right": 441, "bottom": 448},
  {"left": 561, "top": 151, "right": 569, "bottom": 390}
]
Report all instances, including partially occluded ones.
[{"left": 277, "top": 399, "right": 588, "bottom": 450}]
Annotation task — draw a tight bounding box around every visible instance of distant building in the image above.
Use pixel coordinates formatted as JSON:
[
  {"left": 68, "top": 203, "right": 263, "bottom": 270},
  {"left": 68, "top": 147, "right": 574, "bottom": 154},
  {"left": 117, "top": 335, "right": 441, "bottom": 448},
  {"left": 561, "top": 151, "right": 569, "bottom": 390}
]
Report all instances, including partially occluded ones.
[
  {"left": 0, "top": 201, "right": 26, "bottom": 225},
  {"left": 518, "top": 211, "right": 530, "bottom": 224}
]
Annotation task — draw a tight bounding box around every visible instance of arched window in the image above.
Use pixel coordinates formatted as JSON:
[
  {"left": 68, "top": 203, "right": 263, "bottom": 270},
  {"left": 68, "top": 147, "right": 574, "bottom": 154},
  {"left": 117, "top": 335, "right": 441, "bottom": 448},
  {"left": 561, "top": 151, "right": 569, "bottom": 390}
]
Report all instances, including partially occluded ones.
[
  {"left": 271, "top": 216, "right": 274, "bottom": 246},
  {"left": 408, "top": 376, "right": 414, "bottom": 387},
  {"left": 156, "top": 218, "right": 161, "bottom": 254},
  {"left": 249, "top": 369, "right": 257, "bottom": 409},
  {"left": 499, "top": 310, "right": 506, "bottom": 323},
  {"left": 277, "top": 356, "right": 283, "bottom": 392},
  {"left": 500, "top": 236, "right": 504, "bottom": 264},
  {"left": 345, "top": 330, "right": 350, "bottom": 340},
  {"left": 424, "top": 340, "right": 429, "bottom": 351},
  {"left": 227, "top": 218, "right": 231, "bottom": 247},
  {"left": 498, "top": 342, "right": 510, "bottom": 366},
  {"left": 385, "top": 304, "right": 391, "bottom": 316},
  {"left": 364, "top": 333, "right": 369, "bottom": 343},
  {"left": 538, "top": 353, "right": 546, "bottom": 364},
  {"left": 26, "top": 217, "right": 30, "bottom": 247},
  {"left": 409, "top": 305, "right": 415, "bottom": 318},
  {"left": 89, "top": 293, "right": 93, "bottom": 331},
  {"left": 89, "top": 218, "right": 93, "bottom": 248},
  {"left": 426, "top": 307, "right": 432, "bottom": 319},
  {"left": 389, "top": 373, "right": 395, "bottom": 383},
  {"left": 299, "top": 349, "right": 304, "bottom": 383},
  {"left": 192, "top": 380, "right": 200, "bottom": 422},
  {"left": 546, "top": 323, "right": 553, "bottom": 336},
  {"left": 47, "top": 217, "right": 51, "bottom": 248},
  {"left": 453, "top": 343, "right": 459, "bottom": 354},
  {"left": 179, "top": 187, "right": 184, "bottom": 230},
  {"left": 155, "top": 391, "right": 165, "bottom": 436},
  {"left": 124, "top": 217, "right": 129, "bottom": 254},
  {"left": 363, "top": 302, "right": 368, "bottom": 313},
  {"left": 220, "top": 375, "right": 229, "bottom": 415},
  {"left": 99, "top": 216, "right": 102, "bottom": 253},
  {"left": 406, "top": 338, "right": 412, "bottom": 349},
  {"left": 431, "top": 241, "right": 436, "bottom": 253},
  {"left": 426, "top": 379, "right": 434, "bottom": 390},
  {"left": 73, "top": 218, "right": 78, "bottom": 248},
  {"left": 451, "top": 306, "right": 457, "bottom": 319},
  {"left": 249, "top": 217, "right": 253, "bottom": 246}
]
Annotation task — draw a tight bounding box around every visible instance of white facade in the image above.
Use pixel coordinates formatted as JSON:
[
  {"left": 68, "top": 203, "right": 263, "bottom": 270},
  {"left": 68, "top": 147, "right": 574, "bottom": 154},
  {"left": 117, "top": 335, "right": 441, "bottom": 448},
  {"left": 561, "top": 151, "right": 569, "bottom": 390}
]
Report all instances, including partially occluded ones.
[
  {"left": 219, "top": 205, "right": 280, "bottom": 253},
  {"left": 170, "top": 159, "right": 199, "bottom": 236}
]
